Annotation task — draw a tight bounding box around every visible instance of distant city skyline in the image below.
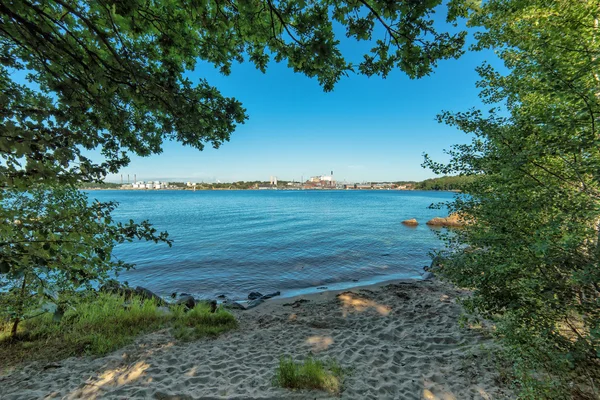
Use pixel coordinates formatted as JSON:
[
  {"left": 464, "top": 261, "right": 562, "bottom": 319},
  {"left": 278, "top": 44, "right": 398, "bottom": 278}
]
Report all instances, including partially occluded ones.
[
  {"left": 104, "top": 174, "right": 426, "bottom": 184},
  {"left": 102, "top": 18, "right": 501, "bottom": 184}
]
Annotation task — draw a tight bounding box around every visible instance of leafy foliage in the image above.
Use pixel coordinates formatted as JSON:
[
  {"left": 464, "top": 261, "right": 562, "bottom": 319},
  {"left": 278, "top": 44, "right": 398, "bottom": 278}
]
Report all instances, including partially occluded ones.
[
  {"left": 413, "top": 175, "right": 475, "bottom": 191},
  {"left": 0, "top": 186, "right": 171, "bottom": 334},
  {"left": 425, "top": 0, "right": 600, "bottom": 397},
  {"left": 1, "top": 0, "right": 467, "bottom": 188}
]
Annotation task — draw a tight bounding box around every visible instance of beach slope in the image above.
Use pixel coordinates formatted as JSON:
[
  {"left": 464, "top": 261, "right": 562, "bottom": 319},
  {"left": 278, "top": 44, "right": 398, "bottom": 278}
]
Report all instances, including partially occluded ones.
[{"left": 0, "top": 280, "right": 511, "bottom": 399}]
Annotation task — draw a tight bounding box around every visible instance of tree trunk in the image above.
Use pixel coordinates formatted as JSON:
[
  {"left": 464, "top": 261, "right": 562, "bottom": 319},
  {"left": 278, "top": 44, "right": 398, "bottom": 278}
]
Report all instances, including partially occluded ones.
[{"left": 11, "top": 274, "right": 28, "bottom": 338}]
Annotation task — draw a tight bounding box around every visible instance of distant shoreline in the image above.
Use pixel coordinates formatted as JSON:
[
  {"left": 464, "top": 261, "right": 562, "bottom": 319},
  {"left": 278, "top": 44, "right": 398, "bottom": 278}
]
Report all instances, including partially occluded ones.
[{"left": 80, "top": 187, "right": 460, "bottom": 192}]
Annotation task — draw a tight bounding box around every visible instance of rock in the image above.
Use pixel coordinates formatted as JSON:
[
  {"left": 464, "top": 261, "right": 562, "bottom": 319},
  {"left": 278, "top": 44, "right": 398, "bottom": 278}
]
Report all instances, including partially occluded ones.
[
  {"left": 179, "top": 292, "right": 191, "bottom": 297},
  {"left": 261, "top": 291, "right": 281, "bottom": 300},
  {"left": 422, "top": 271, "right": 435, "bottom": 280},
  {"left": 170, "top": 292, "right": 177, "bottom": 299},
  {"left": 222, "top": 301, "right": 246, "bottom": 310},
  {"left": 246, "top": 298, "right": 264, "bottom": 309},
  {"left": 216, "top": 294, "right": 227, "bottom": 299},
  {"left": 99, "top": 280, "right": 122, "bottom": 293},
  {"left": 209, "top": 300, "right": 218, "bottom": 313},
  {"left": 100, "top": 280, "right": 135, "bottom": 299},
  {"left": 176, "top": 295, "right": 196, "bottom": 310},
  {"left": 426, "top": 213, "right": 467, "bottom": 228},
  {"left": 134, "top": 286, "right": 166, "bottom": 306},
  {"left": 248, "top": 291, "right": 264, "bottom": 300},
  {"left": 316, "top": 287, "right": 328, "bottom": 290},
  {"left": 401, "top": 218, "right": 419, "bottom": 226}
]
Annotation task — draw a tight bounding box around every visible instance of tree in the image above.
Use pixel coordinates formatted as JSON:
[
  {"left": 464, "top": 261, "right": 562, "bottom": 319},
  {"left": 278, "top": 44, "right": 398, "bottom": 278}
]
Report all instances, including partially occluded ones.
[
  {"left": 1, "top": 0, "right": 468, "bottom": 188},
  {"left": 1, "top": 1, "right": 468, "bottom": 334},
  {"left": 0, "top": 186, "right": 171, "bottom": 335},
  {"left": 425, "top": 0, "right": 600, "bottom": 396}
]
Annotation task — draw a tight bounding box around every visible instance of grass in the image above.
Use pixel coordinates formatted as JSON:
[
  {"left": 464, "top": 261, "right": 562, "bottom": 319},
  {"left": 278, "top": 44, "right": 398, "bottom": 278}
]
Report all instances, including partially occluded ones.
[
  {"left": 171, "top": 301, "right": 238, "bottom": 341},
  {"left": 273, "top": 356, "right": 345, "bottom": 395},
  {"left": 0, "top": 293, "right": 237, "bottom": 371}
]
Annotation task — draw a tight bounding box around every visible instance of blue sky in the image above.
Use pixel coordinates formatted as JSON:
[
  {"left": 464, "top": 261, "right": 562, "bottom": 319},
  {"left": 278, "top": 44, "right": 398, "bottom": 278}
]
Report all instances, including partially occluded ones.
[{"left": 107, "top": 15, "right": 499, "bottom": 183}]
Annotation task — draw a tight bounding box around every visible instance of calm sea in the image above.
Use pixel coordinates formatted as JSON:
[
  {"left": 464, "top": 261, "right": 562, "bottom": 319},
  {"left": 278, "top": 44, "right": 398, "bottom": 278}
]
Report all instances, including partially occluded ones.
[{"left": 87, "top": 190, "right": 455, "bottom": 300}]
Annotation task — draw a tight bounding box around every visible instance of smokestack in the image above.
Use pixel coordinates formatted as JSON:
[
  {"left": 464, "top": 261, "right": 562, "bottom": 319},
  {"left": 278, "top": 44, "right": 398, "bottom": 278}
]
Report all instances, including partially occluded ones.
[
  {"left": 134, "top": 174, "right": 136, "bottom": 184},
  {"left": 120, "top": 174, "right": 123, "bottom": 184},
  {"left": 331, "top": 170, "right": 333, "bottom": 176},
  {"left": 127, "top": 174, "right": 129, "bottom": 184}
]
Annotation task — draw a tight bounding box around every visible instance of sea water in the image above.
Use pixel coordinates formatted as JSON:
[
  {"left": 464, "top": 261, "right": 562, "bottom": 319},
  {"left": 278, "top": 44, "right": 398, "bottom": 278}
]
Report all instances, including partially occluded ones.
[{"left": 88, "top": 190, "right": 455, "bottom": 300}]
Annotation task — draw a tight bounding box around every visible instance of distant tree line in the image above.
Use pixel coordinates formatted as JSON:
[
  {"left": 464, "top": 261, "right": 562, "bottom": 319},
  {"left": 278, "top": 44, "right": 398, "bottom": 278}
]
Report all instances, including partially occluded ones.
[
  {"left": 78, "top": 182, "right": 122, "bottom": 189},
  {"left": 412, "top": 175, "right": 476, "bottom": 191}
]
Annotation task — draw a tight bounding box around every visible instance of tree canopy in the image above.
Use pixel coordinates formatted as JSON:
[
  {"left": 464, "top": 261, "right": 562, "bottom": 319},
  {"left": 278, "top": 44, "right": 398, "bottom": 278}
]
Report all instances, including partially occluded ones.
[
  {"left": 1, "top": 0, "right": 467, "bottom": 188},
  {"left": 425, "top": 0, "right": 600, "bottom": 396}
]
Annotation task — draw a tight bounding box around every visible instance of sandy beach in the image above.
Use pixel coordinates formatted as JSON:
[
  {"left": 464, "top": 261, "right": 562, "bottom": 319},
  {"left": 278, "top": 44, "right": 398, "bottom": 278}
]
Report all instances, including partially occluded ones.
[{"left": 0, "top": 279, "right": 512, "bottom": 399}]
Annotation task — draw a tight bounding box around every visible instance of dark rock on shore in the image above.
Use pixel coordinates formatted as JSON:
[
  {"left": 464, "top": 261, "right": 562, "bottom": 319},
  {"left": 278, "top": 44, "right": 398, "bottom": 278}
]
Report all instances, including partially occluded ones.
[
  {"left": 135, "top": 286, "right": 166, "bottom": 306},
  {"left": 176, "top": 295, "right": 196, "bottom": 310},
  {"left": 248, "top": 292, "right": 263, "bottom": 300},
  {"left": 100, "top": 280, "right": 136, "bottom": 299},
  {"left": 103, "top": 283, "right": 166, "bottom": 306},
  {"left": 222, "top": 300, "right": 246, "bottom": 310},
  {"left": 422, "top": 272, "right": 435, "bottom": 280},
  {"left": 261, "top": 291, "right": 281, "bottom": 300}
]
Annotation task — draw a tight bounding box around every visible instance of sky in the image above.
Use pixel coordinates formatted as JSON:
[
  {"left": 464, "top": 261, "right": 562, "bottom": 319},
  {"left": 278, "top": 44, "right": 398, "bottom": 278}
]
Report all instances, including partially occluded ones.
[{"left": 106, "top": 12, "right": 501, "bottom": 184}]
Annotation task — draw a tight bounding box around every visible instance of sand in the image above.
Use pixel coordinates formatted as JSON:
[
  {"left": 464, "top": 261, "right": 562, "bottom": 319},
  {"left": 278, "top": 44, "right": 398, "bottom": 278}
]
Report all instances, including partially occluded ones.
[{"left": 0, "top": 280, "right": 512, "bottom": 399}]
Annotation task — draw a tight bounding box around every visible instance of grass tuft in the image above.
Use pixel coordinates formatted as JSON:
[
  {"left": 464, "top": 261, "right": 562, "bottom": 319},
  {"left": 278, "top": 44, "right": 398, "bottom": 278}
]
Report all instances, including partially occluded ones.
[
  {"left": 171, "top": 302, "right": 237, "bottom": 341},
  {"left": 0, "top": 293, "right": 236, "bottom": 371},
  {"left": 273, "top": 356, "right": 344, "bottom": 395}
]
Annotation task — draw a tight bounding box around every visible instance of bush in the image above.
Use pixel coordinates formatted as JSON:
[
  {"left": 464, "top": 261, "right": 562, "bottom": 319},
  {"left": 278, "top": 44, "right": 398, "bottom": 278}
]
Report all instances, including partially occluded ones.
[
  {"left": 0, "top": 293, "right": 236, "bottom": 370},
  {"left": 171, "top": 302, "right": 237, "bottom": 341},
  {"left": 273, "top": 356, "right": 344, "bottom": 395}
]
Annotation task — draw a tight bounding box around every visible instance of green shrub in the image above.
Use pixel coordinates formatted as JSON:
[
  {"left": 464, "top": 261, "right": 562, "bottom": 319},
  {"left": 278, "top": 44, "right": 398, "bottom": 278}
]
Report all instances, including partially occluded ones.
[
  {"left": 0, "top": 293, "right": 236, "bottom": 370},
  {"left": 171, "top": 302, "right": 237, "bottom": 341},
  {"left": 273, "top": 356, "right": 344, "bottom": 394}
]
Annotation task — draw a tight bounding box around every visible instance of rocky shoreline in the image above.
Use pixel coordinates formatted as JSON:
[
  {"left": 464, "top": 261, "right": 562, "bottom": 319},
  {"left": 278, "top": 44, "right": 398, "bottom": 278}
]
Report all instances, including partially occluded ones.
[
  {"left": 101, "top": 263, "right": 437, "bottom": 314},
  {"left": 101, "top": 280, "right": 284, "bottom": 312}
]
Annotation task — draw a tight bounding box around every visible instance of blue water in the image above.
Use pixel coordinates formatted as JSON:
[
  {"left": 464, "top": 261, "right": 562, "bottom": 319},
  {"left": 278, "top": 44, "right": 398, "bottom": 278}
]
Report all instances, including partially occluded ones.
[{"left": 87, "top": 190, "right": 454, "bottom": 300}]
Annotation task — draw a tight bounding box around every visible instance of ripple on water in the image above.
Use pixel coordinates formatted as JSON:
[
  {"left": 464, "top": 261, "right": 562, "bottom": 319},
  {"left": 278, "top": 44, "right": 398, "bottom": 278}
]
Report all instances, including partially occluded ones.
[{"left": 87, "top": 190, "right": 454, "bottom": 299}]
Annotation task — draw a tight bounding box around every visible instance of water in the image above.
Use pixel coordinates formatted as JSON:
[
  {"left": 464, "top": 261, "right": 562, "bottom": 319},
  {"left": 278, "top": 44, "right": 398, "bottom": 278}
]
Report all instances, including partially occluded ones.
[{"left": 87, "top": 190, "right": 455, "bottom": 300}]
